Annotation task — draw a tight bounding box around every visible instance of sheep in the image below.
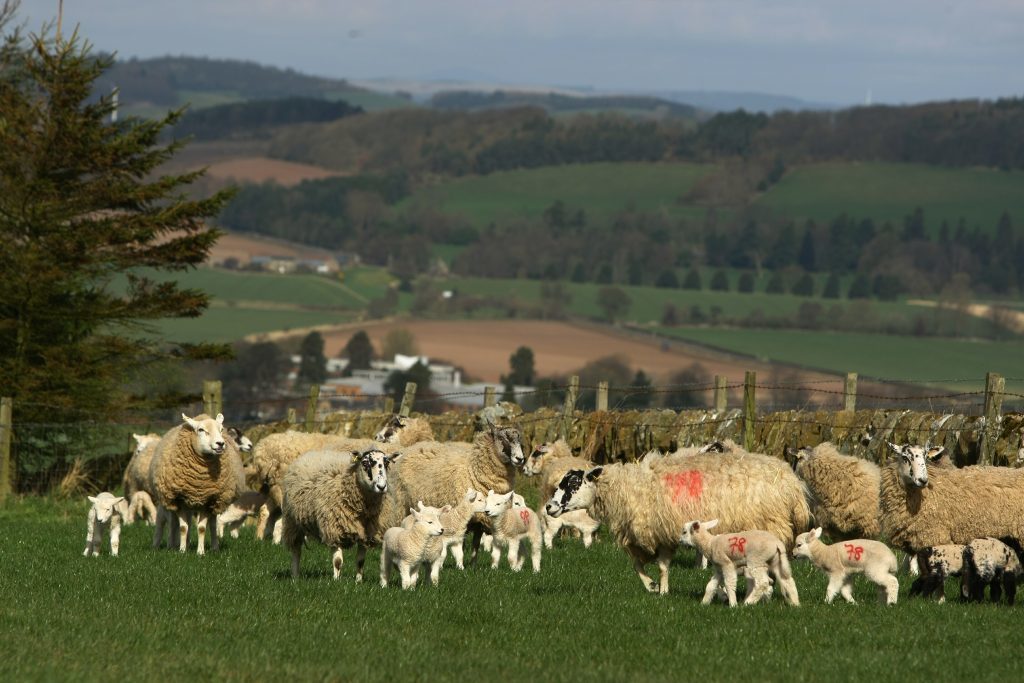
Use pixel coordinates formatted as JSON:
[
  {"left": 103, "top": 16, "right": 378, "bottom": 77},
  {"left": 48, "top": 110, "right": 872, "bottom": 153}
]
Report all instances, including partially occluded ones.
[
  {"left": 521, "top": 439, "right": 600, "bottom": 549},
  {"left": 962, "top": 537, "right": 1023, "bottom": 604},
  {"left": 402, "top": 488, "right": 487, "bottom": 573},
  {"left": 879, "top": 442, "right": 1024, "bottom": 559},
  {"left": 374, "top": 414, "right": 435, "bottom": 445},
  {"left": 149, "top": 413, "right": 244, "bottom": 555},
  {"left": 380, "top": 504, "right": 445, "bottom": 590},
  {"left": 282, "top": 447, "right": 400, "bottom": 581},
  {"left": 484, "top": 489, "right": 542, "bottom": 573},
  {"left": 375, "top": 424, "right": 524, "bottom": 551},
  {"left": 83, "top": 493, "right": 128, "bottom": 557},
  {"left": 679, "top": 519, "right": 800, "bottom": 607},
  {"left": 545, "top": 451, "right": 811, "bottom": 595},
  {"left": 216, "top": 490, "right": 268, "bottom": 539},
  {"left": 792, "top": 527, "right": 899, "bottom": 604},
  {"left": 908, "top": 545, "right": 966, "bottom": 603},
  {"left": 789, "top": 443, "right": 881, "bottom": 541},
  {"left": 121, "top": 433, "right": 161, "bottom": 525}
]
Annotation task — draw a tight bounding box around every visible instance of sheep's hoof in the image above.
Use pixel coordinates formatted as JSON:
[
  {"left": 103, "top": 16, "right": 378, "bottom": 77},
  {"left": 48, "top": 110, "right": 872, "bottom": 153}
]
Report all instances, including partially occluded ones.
[{"left": 647, "top": 581, "right": 659, "bottom": 593}]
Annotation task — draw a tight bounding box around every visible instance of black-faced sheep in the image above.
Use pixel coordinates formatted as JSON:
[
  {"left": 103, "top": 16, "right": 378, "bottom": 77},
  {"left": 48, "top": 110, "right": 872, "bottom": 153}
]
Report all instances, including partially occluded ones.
[{"left": 521, "top": 439, "right": 600, "bottom": 548}]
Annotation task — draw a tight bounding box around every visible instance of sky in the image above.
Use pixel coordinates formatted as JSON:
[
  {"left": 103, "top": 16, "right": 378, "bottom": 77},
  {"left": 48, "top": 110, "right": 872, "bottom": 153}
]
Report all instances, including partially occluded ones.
[{"left": 16, "top": 0, "right": 1024, "bottom": 105}]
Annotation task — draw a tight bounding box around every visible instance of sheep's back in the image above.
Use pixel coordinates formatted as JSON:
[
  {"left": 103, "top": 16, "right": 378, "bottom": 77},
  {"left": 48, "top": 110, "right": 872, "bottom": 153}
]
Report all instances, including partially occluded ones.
[
  {"left": 283, "top": 451, "right": 381, "bottom": 547},
  {"left": 797, "top": 450, "right": 881, "bottom": 538}
]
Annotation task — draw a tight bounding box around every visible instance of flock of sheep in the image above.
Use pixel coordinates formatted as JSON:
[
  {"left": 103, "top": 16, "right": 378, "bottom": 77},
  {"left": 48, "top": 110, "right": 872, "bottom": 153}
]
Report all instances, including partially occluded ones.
[{"left": 82, "top": 411, "right": 1024, "bottom": 607}]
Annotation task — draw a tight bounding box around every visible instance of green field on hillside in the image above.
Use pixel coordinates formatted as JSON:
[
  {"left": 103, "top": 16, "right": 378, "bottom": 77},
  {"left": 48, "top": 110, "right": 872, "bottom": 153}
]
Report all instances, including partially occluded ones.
[
  {"left": 756, "top": 162, "right": 1024, "bottom": 233},
  {"left": 137, "top": 268, "right": 366, "bottom": 309},
  {"left": 153, "top": 305, "right": 354, "bottom": 343},
  {"left": 3, "top": 497, "right": 1020, "bottom": 682},
  {"left": 656, "top": 327, "right": 1024, "bottom": 386},
  {"left": 402, "top": 162, "right": 715, "bottom": 227}
]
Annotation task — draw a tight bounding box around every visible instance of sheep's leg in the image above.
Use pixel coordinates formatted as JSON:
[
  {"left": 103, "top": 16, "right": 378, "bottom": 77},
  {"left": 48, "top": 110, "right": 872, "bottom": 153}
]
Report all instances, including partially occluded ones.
[
  {"left": 701, "top": 570, "right": 722, "bottom": 605},
  {"left": 490, "top": 541, "right": 502, "bottom": 569},
  {"left": 744, "top": 567, "right": 769, "bottom": 605},
  {"left": 656, "top": 547, "right": 673, "bottom": 595},
  {"left": 531, "top": 537, "right": 542, "bottom": 573},
  {"left": 176, "top": 511, "right": 190, "bottom": 553},
  {"left": 332, "top": 547, "right": 344, "bottom": 579},
  {"left": 255, "top": 503, "right": 271, "bottom": 541},
  {"left": 125, "top": 497, "right": 137, "bottom": 525},
  {"left": 825, "top": 575, "right": 844, "bottom": 604},
  {"left": 1004, "top": 575, "right": 1016, "bottom": 606},
  {"left": 143, "top": 495, "right": 157, "bottom": 525},
  {"left": 990, "top": 578, "right": 1003, "bottom": 604},
  {"left": 582, "top": 520, "right": 596, "bottom": 548},
  {"left": 354, "top": 544, "right": 366, "bottom": 583},
  {"left": 480, "top": 532, "right": 492, "bottom": 554},
  {"left": 625, "top": 545, "right": 659, "bottom": 594},
  {"left": 700, "top": 554, "right": 709, "bottom": 570},
  {"left": 210, "top": 511, "right": 221, "bottom": 552},
  {"left": 399, "top": 563, "right": 414, "bottom": 590},
  {"left": 543, "top": 514, "right": 561, "bottom": 549},
  {"left": 93, "top": 523, "right": 104, "bottom": 557},
  {"left": 840, "top": 577, "right": 856, "bottom": 604},
  {"left": 507, "top": 538, "right": 523, "bottom": 572},
  {"left": 272, "top": 517, "right": 284, "bottom": 545},
  {"left": 908, "top": 554, "right": 919, "bottom": 576},
  {"left": 379, "top": 550, "right": 391, "bottom": 588},
  {"left": 449, "top": 538, "right": 465, "bottom": 570},
  {"left": 84, "top": 511, "right": 96, "bottom": 557},
  {"left": 109, "top": 518, "right": 121, "bottom": 557},
  {"left": 152, "top": 507, "right": 165, "bottom": 549},
  {"left": 430, "top": 556, "right": 443, "bottom": 586},
  {"left": 469, "top": 527, "right": 483, "bottom": 563},
  {"left": 721, "top": 564, "right": 739, "bottom": 607},
  {"left": 195, "top": 512, "right": 209, "bottom": 556},
  {"left": 866, "top": 566, "right": 897, "bottom": 604}
]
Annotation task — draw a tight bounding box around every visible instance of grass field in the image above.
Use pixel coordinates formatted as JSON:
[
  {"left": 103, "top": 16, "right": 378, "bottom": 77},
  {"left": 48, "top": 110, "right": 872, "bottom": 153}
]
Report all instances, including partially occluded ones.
[
  {"left": 401, "top": 162, "right": 715, "bottom": 228},
  {"left": 2, "top": 497, "right": 1019, "bottom": 682},
  {"left": 151, "top": 305, "right": 355, "bottom": 343},
  {"left": 756, "top": 162, "right": 1024, "bottom": 234}
]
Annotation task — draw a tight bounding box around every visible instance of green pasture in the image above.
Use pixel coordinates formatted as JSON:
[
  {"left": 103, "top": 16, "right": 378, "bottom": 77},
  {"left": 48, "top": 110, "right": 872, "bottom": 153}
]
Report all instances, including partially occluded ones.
[
  {"left": 1, "top": 497, "right": 1019, "bottom": 682},
  {"left": 756, "top": 162, "right": 1024, "bottom": 234},
  {"left": 152, "top": 305, "right": 354, "bottom": 344},
  {"left": 656, "top": 327, "right": 1024, "bottom": 386},
  {"left": 401, "top": 162, "right": 715, "bottom": 228}
]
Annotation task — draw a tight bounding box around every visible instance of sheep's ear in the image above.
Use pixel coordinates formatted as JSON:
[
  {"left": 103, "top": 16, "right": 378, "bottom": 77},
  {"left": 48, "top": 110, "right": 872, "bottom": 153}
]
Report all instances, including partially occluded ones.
[
  {"left": 385, "top": 452, "right": 401, "bottom": 466},
  {"left": 886, "top": 441, "right": 902, "bottom": 456},
  {"left": 351, "top": 451, "right": 361, "bottom": 464},
  {"left": 704, "top": 519, "right": 719, "bottom": 530},
  {"left": 417, "top": 501, "right": 426, "bottom": 511},
  {"left": 441, "top": 505, "right": 452, "bottom": 513},
  {"left": 487, "top": 488, "right": 495, "bottom": 496},
  {"left": 87, "top": 496, "right": 97, "bottom": 503},
  {"left": 114, "top": 496, "right": 125, "bottom": 505},
  {"left": 182, "top": 414, "right": 198, "bottom": 430},
  {"left": 409, "top": 507, "right": 418, "bottom": 517},
  {"left": 585, "top": 466, "right": 603, "bottom": 482},
  {"left": 926, "top": 446, "right": 945, "bottom": 461},
  {"left": 215, "top": 413, "right": 224, "bottom": 424},
  {"left": 812, "top": 527, "right": 823, "bottom": 539}
]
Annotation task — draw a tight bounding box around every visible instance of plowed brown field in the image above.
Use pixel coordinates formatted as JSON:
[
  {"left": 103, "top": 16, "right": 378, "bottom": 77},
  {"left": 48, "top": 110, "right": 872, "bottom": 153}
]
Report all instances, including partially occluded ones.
[{"left": 204, "top": 157, "right": 342, "bottom": 186}]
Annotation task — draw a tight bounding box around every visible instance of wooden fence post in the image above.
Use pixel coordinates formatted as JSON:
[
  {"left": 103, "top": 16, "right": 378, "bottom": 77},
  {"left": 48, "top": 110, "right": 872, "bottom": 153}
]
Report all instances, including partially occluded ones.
[
  {"left": 483, "top": 386, "right": 496, "bottom": 408},
  {"left": 980, "top": 372, "right": 1005, "bottom": 465},
  {"left": 714, "top": 376, "right": 727, "bottom": 413},
  {"left": 202, "top": 380, "right": 222, "bottom": 417},
  {"left": 0, "top": 397, "right": 12, "bottom": 503},
  {"left": 743, "top": 371, "right": 756, "bottom": 451},
  {"left": 304, "top": 384, "right": 320, "bottom": 433},
  {"left": 596, "top": 381, "right": 609, "bottom": 412},
  {"left": 844, "top": 372, "right": 858, "bottom": 412},
  {"left": 399, "top": 382, "right": 417, "bottom": 417},
  {"left": 383, "top": 397, "right": 395, "bottom": 415},
  {"left": 561, "top": 375, "right": 580, "bottom": 439}
]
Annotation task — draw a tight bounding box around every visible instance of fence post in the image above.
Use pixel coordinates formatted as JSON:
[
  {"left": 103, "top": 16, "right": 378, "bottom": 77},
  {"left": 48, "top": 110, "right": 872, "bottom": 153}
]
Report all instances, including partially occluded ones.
[
  {"left": 286, "top": 407, "right": 297, "bottom": 425},
  {"left": 304, "top": 384, "right": 320, "bottom": 433},
  {"left": 743, "top": 371, "right": 756, "bottom": 451},
  {"left": 596, "top": 381, "right": 609, "bottom": 411},
  {"left": 844, "top": 372, "right": 858, "bottom": 412},
  {"left": 399, "top": 382, "right": 417, "bottom": 417},
  {"left": 714, "top": 376, "right": 727, "bottom": 413},
  {"left": 383, "top": 397, "right": 395, "bottom": 415},
  {"left": 483, "top": 386, "right": 496, "bottom": 408},
  {"left": 561, "top": 375, "right": 580, "bottom": 438},
  {"left": 202, "top": 380, "right": 222, "bottom": 417},
  {"left": 0, "top": 397, "right": 12, "bottom": 503},
  {"left": 980, "top": 372, "right": 1005, "bottom": 465}
]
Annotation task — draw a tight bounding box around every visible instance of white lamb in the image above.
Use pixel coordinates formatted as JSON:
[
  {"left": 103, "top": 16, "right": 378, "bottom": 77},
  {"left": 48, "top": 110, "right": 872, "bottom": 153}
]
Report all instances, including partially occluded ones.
[
  {"left": 83, "top": 493, "right": 128, "bottom": 557},
  {"left": 380, "top": 504, "right": 445, "bottom": 590},
  {"left": 484, "top": 489, "right": 542, "bottom": 573},
  {"left": 216, "top": 490, "right": 268, "bottom": 539},
  {"left": 792, "top": 527, "right": 899, "bottom": 605},
  {"left": 679, "top": 519, "right": 800, "bottom": 607},
  {"left": 402, "top": 488, "right": 487, "bottom": 572}
]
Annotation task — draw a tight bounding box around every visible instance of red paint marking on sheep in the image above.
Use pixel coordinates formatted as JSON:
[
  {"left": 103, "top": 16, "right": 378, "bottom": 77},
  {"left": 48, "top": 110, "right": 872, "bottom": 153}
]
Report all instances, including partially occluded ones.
[
  {"left": 519, "top": 509, "right": 531, "bottom": 525},
  {"left": 661, "top": 470, "right": 703, "bottom": 504},
  {"left": 729, "top": 536, "right": 747, "bottom": 555},
  {"left": 844, "top": 544, "right": 864, "bottom": 561}
]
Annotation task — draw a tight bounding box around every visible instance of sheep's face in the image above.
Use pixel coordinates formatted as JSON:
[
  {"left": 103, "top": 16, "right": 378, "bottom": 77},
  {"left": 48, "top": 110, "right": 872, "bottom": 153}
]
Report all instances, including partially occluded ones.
[
  {"left": 374, "top": 415, "right": 407, "bottom": 444},
  {"left": 410, "top": 506, "right": 445, "bottom": 536},
  {"left": 182, "top": 413, "right": 227, "bottom": 457},
  {"left": 521, "top": 442, "right": 551, "bottom": 476},
  {"left": 464, "top": 488, "right": 488, "bottom": 514},
  {"left": 792, "top": 527, "right": 823, "bottom": 559},
  {"left": 132, "top": 433, "right": 159, "bottom": 457},
  {"left": 697, "top": 441, "right": 727, "bottom": 454},
  {"left": 353, "top": 448, "right": 395, "bottom": 494},
  {"left": 88, "top": 494, "right": 125, "bottom": 524},
  {"left": 786, "top": 446, "right": 812, "bottom": 471},
  {"left": 679, "top": 519, "right": 717, "bottom": 547},
  {"left": 490, "top": 426, "right": 525, "bottom": 467},
  {"left": 226, "top": 427, "right": 253, "bottom": 454},
  {"left": 888, "top": 443, "right": 944, "bottom": 489},
  {"left": 546, "top": 467, "right": 601, "bottom": 517},
  {"left": 484, "top": 489, "right": 514, "bottom": 517}
]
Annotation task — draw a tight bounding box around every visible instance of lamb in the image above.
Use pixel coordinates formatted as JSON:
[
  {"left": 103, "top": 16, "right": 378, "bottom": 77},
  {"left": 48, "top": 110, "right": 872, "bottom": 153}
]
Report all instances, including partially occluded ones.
[
  {"left": 790, "top": 443, "right": 881, "bottom": 541},
  {"left": 83, "top": 493, "right": 128, "bottom": 557},
  {"left": 149, "top": 413, "right": 244, "bottom": 555},
  {"left": 792, "top": 527, "right": 899, "bottom": 604},
  {"left": 122, "top": 433, "right": 161, "bottom": 525},
  {"left": 282, "top": 447, "right": 400, "bottom": 581},
  {"left": 484, "top": 489, "right": 542, "bottom": 573},
  {"left": 962, "top": 537, "right": 1023, "bottom": 604},
  {"left": 380, "top": 504, "right": 445, "bottom": 590},
  {"left": 879, "top": 442, "right": 1024, "bottom": 558},
  {"left": 908, "top": 545, "right": 966, "bottom": 603},
  {"left": 679, "top": 519, "right": 800, "bottom": 607},
  {"left": 216, "top": 490, "right": 268, "bottom": 539},
  {"left": 521, "top": 439, "right": 600, "bottom": 549},
  {"left": 401, "top": 488, "right": 487, "bottom": 572},
  {"left": 545, "top": 451, "right": 811, "bottom": 594},
  {"left": 374, "top": 414, "right": 435, "bottom": 445}
]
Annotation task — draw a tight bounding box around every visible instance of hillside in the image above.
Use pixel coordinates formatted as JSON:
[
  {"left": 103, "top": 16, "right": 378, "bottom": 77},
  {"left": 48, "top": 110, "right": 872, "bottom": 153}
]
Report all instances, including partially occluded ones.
[{"left": 429, "top": 90, "right": 703, "bottom": 121}]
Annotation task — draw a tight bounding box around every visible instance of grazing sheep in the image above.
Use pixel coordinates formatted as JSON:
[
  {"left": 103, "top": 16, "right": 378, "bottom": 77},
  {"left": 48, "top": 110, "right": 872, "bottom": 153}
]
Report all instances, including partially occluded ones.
[
  {"left": 376, "top": 424, "right": 524, "bottom": 545},
  {"left": 679, "top": 519, "right": 800, "bottom": 607},
  {"left": 792, "top": 527, "right": 899, "bottom": 604},
  {"left": 545, "top": 451, "right": 811, "bottom": 595},
  {"left": 374, "top": 415, "right": 435, "bottom": 445},
  {"left": 962, "top": 538, "right": 1023, "bottom": 604},
  {"left": 521, "top": 439, "right": 600, "bottom": 549},
  {"left": 909, "top": 545, "right": 966, "bottom": 603},
  {"left": 790, "top": 443, "right": 881, "bottom": 541},
  {"left": 402, "top": 488, "right": 487, "bottom": 572},
  {"left": 149, "top": 413, "right": 244, "bottom": 555},
  {"left": 879, "top": 442, "right": 1024, "bottom": 557},
  {"left": 216, "top": 490, "right": 267, "bottom": 539},
  {"left": 380, "top": 504, "right": 445, "bottom": 590},
  {"left": 122, "top": 433, "right": 161, "bottom": 525},
  {"left": 484, "top": 490, "right": 542, "bottom": 573},
  {"left": 282, "top": 448, "right": 400, "bottom": 581},
  {"left": 83, "top": 493, "right": 128, "bottom": 557}
]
